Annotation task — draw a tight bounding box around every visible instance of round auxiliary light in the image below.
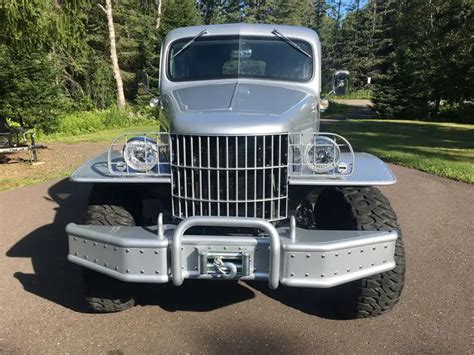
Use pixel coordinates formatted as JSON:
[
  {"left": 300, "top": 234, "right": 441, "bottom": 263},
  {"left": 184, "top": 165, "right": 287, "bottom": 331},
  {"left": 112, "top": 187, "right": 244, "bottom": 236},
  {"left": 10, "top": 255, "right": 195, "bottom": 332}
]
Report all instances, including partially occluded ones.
[
  {"left": 123, "top": 136, "right": 159, "bottom": 172},
  {"left": 319, "top": 99, "right": 329, "bottom": 111},
  {"left": 303, "top": 136, "right": 341, "bottom": 173}
]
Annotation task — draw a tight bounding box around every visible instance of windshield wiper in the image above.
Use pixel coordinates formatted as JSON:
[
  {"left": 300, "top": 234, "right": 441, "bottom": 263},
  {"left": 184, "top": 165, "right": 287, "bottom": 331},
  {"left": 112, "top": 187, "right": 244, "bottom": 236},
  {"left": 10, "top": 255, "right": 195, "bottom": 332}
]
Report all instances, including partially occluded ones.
[
  {"left": 172, "top": 29, "right": 208, "bottom": 58},
  {"left": 271, "top": 29, "right": 312, "bottom": 59}
]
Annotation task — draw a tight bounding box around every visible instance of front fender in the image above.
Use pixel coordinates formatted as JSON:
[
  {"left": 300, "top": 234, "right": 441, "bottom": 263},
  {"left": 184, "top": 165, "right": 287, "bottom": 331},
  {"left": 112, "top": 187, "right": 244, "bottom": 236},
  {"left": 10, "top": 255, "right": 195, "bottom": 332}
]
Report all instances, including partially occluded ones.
[{"left": 288, "top": 153, "right": 396, "bottom": 186}]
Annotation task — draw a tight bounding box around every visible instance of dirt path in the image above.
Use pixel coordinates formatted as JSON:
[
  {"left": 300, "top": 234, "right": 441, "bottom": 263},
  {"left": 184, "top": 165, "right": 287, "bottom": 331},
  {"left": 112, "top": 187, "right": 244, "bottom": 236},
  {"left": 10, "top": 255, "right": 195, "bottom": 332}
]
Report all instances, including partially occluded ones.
[
  {"left": 0, "top": 165, "right": 472, "bottom": 353},
  {"left": 327, "top": 99, "right": 377, "bottom": 120},
  {"left": 0, "top": 142, "right": 108, "bottom": 190}
]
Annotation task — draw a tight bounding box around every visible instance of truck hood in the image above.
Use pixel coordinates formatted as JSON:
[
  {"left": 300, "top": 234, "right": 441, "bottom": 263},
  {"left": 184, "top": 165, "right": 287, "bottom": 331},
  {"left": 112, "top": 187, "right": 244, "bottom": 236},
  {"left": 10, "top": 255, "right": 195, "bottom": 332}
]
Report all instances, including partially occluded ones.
[{"left": 164, "top": 82, "right": 318, "bottom": 134}]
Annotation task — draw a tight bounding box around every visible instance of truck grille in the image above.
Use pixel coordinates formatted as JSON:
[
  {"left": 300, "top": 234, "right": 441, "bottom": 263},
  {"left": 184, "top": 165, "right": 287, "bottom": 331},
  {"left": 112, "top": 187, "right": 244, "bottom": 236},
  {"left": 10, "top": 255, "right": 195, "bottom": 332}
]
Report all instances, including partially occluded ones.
[{"left": 171, "top": 134, "right": 288, "bottom": 221}]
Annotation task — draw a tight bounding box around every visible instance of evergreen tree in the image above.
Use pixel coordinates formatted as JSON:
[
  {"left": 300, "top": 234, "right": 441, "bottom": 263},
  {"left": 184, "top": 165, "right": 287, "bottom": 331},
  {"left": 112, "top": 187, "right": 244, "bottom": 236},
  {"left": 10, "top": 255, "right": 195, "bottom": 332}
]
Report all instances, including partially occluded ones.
[
  {"left": 244, "top": 0, "right": 271, "bottom": 23},
  {"left": 223, "top": 0, "right": 245, "bottom": 23},
  {"left": 112, "top": 0, "right": 160, "bottom": 101},
  {"left": 0, "top": 47, "right": 66, "bottom": 132},
  {"left": 0, "top": 0, "right": 74, "bottom": 128},
  {"left": 199, "top": 0, "right": 228, "bottom": 24},
  {"left": 267, "top": 0, "right": 315, "bottom": 27},
  {"left": 159, "top": 0, "right": 203, "bottom": 36},
  {"left": 373, "top": 0, "right": 473, "bottom": 119}
]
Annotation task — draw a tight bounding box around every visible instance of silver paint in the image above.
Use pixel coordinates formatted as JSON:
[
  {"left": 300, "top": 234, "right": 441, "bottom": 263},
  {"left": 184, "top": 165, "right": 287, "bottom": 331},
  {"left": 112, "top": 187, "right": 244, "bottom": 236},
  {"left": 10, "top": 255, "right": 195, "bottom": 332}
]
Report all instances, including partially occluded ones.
[
  {"left": 160, "top": 23, "right": 322, "bottom": 135},
  {"left": 66, "top": 218, "right": 397, "bottom": 288}
]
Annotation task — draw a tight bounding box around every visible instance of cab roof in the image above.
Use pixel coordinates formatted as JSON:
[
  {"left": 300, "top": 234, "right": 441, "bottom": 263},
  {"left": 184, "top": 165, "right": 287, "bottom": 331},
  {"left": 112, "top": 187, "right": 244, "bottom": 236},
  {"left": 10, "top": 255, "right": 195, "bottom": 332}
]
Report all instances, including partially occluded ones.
[{"left": 164, "top": 23, "right": 320, "bottom": 46}]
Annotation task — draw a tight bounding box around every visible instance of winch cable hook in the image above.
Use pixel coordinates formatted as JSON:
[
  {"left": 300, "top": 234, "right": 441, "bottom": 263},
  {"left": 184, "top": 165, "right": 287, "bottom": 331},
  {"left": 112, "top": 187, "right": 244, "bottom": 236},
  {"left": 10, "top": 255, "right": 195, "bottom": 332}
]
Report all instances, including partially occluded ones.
[{"left": 213, "top": 256, "right": 238, "bottom": 279}]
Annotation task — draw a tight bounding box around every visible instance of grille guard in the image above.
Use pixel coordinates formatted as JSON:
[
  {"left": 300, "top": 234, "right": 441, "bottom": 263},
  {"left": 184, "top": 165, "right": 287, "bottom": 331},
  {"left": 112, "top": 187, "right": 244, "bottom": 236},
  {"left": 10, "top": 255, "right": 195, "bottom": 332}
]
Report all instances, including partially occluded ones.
[{"left": 66, "top": 215, "right": 398, "bottom": 289}]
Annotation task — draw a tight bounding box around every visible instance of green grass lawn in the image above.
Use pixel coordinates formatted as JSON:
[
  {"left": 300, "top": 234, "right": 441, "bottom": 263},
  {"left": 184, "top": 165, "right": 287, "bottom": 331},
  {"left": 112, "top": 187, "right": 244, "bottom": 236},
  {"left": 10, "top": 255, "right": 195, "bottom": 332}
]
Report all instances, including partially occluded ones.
[
  {"left": 42, "top": 124, "right": 158, "bottom": 143},
  {"left": 322, "top": 119, "right": 474, "bottom": 183},
  {"left": 321, "top": 101, "right": 353, "bottom": 119}
]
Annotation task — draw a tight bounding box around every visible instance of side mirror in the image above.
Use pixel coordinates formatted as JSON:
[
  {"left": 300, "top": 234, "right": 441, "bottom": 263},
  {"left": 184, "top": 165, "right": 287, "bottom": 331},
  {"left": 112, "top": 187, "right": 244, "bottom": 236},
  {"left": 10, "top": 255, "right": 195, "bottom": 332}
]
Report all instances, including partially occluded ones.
[
  {"left": 333, "top": 70, "right": 350, "bottom": 96},
  {"left": 137, "top": 71, "right": 150, "bottom": 95}
]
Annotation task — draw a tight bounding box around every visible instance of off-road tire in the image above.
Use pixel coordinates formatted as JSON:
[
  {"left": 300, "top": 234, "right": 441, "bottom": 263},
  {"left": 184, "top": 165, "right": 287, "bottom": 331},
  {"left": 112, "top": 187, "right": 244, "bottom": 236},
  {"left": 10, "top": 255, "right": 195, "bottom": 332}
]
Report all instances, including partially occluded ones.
[
  {"left": 83, "top": 269, "right": 136, "bottom": 313},
  {"left": 82, "top": 185, "right": 138, "bottom": 313},
  {"left": 85, "top": 185, "right": 141, "bottom": 226},
  {"left": 314, "top": 186, "right": 405, "bottom": 319},
  {"left": 85, "top": 204, "right": 135, "bottom": 226}
]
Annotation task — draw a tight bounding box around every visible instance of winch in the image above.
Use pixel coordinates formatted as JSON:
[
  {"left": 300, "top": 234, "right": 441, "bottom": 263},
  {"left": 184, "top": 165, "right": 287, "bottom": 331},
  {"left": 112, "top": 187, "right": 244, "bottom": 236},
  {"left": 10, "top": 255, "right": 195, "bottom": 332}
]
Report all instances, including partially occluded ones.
[{"left": 201, "top": 252, "right": 251, "bottom": 278}]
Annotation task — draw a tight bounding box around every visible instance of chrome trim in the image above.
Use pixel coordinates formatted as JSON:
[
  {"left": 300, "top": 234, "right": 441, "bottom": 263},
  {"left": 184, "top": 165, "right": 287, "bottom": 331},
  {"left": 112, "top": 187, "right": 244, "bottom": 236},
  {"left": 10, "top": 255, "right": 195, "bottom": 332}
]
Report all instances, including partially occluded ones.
[
  {"left": 289, "top": 132, "right": 355, "bottom": 177},
  {"left": 107, "top": 132, "right": 171, "bottom": 177},
  {"left": 171, "top": 134, "right": 289, "bottom": 221}
]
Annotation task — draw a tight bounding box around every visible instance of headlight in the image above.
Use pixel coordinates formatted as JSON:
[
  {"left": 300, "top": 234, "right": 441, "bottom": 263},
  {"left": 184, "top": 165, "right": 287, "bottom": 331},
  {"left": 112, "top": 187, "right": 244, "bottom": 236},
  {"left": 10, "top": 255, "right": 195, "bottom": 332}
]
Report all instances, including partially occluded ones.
[
  {"left": 303, "top": 136, "right": 340, "bottom": 173},
  {"left": 123, "top": 136, "right": 159, "bottom": 172}
]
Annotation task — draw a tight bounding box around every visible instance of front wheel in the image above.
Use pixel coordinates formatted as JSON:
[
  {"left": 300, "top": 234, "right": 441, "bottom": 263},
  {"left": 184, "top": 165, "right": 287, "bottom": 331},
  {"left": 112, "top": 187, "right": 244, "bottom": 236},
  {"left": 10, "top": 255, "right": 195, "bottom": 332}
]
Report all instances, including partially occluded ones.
[
  {"left": 83, "top": 269, "right": 135, "bottom": 313},
  {"left": 314, "top": 186, "right": 406, "bottom": 318},
  {"left": 82, "top": 185, "right": 139, "bottom": 313}
]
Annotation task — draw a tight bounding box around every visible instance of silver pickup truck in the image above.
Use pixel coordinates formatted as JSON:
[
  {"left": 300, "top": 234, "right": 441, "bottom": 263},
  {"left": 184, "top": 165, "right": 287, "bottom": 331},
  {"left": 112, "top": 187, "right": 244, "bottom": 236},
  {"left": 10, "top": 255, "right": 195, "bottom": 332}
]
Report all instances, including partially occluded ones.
[{"left": 66, "top": 23, "right": 405, "bottom": 318}]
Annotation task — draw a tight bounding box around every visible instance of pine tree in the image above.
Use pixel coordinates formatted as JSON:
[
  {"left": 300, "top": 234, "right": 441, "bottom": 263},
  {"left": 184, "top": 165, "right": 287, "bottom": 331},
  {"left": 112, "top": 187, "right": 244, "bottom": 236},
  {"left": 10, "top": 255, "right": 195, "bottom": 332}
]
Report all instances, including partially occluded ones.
[
  {"left": 244, "top": 0, "right": 271, "bottom": 23},
  {"left": 267, "top": 0, "right": 315, "bottom": 27},
  {"left": 0, "top": 47, "right": 66, "bottom": 132},
  {"left": 159, "top": 0, "right": 203, "bottom": 36},
  {"left": 199, "top": 0, "right": 228, "bottom": 24},
  {"left": 112, "top": 0, "right": 160, "bottom": 101},
  {"left": 0, "top": 0, "right": 73, "bottom": 129},
  {"left": 372, "top": 0, "right": 473, "bottom": 119},
  {"left": 223, "top": 0, "right": 245, "bottom": 23}
]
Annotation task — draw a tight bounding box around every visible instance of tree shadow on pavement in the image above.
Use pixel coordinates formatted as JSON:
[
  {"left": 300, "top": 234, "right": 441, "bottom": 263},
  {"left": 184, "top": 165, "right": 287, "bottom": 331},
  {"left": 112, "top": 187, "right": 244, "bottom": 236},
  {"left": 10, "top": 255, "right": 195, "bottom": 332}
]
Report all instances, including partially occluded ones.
[
  {"left": 6, "top": 179, "right": 92, "bottom": 312},
  {"left": 6, "top": 178, "right": 255, "bottom": 313}
]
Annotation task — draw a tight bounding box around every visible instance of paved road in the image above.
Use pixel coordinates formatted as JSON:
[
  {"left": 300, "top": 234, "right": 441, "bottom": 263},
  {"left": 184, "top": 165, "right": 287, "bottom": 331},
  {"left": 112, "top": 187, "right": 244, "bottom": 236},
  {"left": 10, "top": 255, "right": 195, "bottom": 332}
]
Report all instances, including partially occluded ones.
[
  {"left": 0, "top": 165, "right": 472, "bottom": 354},
  {"left": 332, "top": 99, "right": 372, "bottom": 107}
]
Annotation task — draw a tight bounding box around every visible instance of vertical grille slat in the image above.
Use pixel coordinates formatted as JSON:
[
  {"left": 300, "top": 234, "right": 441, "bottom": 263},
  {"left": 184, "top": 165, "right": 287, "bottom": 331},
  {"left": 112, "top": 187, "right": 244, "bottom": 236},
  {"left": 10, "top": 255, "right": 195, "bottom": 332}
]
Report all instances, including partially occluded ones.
[
  {"left": 207, "top": 137, "right": 211, "bottom": 216},
  {"left": 171, "top": 134, "right": 288, "bottom": 221}
]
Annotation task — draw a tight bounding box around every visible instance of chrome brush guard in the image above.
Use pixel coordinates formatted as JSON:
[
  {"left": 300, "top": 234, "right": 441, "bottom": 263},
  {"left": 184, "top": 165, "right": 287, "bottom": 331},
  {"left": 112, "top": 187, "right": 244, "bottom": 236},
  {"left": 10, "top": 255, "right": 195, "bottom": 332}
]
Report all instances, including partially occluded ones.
[
  {"left": 107, "top": 132, "right": 171, "bottom": 176},
  {"left": 289, "top": 132, "right": 355, "bottom": 178}
]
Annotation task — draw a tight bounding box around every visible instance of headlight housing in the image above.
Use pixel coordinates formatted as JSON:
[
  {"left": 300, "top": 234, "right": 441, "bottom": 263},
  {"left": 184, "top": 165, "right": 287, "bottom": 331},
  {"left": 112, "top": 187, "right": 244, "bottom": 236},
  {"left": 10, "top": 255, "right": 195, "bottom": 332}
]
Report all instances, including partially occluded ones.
[
  {"left": 303, "top": 136, "right": 341, "bottom": 173},
  {"left": 289, "top": 132, "right": 354, "bottom": 177},
  {"left": 108, "top": 132, "right": 170, "bottom": 176},
  {"left": 123, "top": 136, "right": 159, "bottom": 172}
]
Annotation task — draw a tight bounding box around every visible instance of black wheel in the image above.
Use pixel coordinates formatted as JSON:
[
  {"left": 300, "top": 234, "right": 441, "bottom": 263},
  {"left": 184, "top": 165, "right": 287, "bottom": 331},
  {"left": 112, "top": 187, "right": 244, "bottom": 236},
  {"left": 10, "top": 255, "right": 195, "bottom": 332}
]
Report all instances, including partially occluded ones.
[
  {"left": 82, "top": 185, "right": 139, "bottom": 313},
  {"left": 82, "top": 269, "right": 136, "bottom": 313},
  {"left": 314, "top": 186, "right": 406, "bottom": 319},
  {"left": 85, "top": 184, "right": 142, "bottom": 226}
]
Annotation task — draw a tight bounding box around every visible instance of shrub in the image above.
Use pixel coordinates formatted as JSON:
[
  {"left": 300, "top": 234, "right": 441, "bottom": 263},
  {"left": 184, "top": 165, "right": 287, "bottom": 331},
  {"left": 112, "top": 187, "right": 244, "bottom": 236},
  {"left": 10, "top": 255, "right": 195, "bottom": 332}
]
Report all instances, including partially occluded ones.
[{"left": 50, "top": 108, "right": 156, "bottom": 136}]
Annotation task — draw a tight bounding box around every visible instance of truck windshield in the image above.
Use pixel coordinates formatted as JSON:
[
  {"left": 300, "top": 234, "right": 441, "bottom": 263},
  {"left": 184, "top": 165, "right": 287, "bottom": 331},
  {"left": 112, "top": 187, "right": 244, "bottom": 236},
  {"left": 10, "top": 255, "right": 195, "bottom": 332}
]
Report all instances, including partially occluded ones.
[{"left": 168, "top": 35, "right": 313, "bottom": 82}]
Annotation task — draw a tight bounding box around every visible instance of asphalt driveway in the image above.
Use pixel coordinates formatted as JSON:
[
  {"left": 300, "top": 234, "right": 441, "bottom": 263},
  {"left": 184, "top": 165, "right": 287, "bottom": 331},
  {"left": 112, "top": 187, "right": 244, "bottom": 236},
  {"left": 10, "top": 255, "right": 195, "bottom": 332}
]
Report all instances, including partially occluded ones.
[{"left": 0, "top": 165, "right": 472, "bottom": 353}]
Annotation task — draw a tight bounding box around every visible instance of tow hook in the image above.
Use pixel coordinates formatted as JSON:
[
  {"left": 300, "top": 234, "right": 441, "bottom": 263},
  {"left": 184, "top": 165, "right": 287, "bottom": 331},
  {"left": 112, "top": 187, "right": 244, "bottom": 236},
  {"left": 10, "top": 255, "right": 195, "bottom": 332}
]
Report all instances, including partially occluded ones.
[{"left": 213, "top": 256, "right": 238, "bottom": 279}]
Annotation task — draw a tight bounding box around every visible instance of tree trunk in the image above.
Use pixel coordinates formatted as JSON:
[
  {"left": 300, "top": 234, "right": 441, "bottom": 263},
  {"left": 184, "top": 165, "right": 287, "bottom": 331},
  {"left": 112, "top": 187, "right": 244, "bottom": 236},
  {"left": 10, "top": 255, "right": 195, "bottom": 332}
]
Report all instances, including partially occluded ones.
[
  {"left": 335, "top": 0, "right": 343, "bottom": 28},
  {"left": 103, "top": 0, "right": 126, "bottom": 110},
  {"left": 155, "top": 0, "right": 162, "bottom": 29}
]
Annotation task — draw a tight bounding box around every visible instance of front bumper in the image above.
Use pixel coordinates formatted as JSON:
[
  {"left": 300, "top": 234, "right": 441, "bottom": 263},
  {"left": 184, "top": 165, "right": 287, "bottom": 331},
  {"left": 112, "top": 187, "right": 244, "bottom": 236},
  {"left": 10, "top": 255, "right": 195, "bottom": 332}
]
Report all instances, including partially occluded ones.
[{"left": 66, "top": 216, "right": 398, "bottom": 289}]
